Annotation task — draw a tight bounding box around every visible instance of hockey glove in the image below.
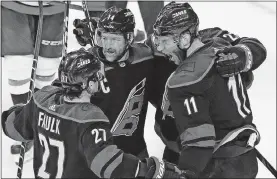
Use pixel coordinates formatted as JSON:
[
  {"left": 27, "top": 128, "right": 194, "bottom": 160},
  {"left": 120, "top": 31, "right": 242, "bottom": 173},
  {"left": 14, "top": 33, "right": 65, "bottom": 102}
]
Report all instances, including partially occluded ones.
[
  {"left": 139, "top": 156, "right": 187, "bottom": 179},
  {"left": 216, "top": 44, "right": 253, "bottom": 77},
  {"left": 73, "top": 18, "right": 98, "bottom": 46},
  {"left": 51, "top": 79, "right": 63, "bottom": 87},
  {"left": 2, "top": 104, "right": 34, "bottom": 165},
  {"left": 2, "top": 104, "right": 25, "bottom": 136}
]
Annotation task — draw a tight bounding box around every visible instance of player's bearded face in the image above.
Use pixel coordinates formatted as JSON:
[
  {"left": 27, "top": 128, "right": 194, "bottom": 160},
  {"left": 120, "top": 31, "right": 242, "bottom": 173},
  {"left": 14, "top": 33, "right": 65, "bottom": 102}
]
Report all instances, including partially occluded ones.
[
  {"left": 100, "top": 33, "right": 126, "bottom": 62},
  {"left": 154, "top": 35, "right": 183, "bottom": 65}
]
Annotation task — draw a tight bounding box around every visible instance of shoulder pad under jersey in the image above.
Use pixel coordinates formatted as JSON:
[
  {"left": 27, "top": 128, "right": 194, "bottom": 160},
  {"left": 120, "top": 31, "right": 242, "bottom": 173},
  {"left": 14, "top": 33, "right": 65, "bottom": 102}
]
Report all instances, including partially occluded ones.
[
  {"left": 33, "top": 86, "right": 109, "bottom": 124},
  {"left": 199, "top": 27, "right": 223, "bottom": 42},
  {"left": 2, "top": 1, "right": 65, "bottom": 15},
  {"left": 200, "top": 27, "right": 240, "bottom": 44},
  {"left": 34, "top": 85, "right": 62, "bottom": 102},
  {"left": 129, "top": 43, "right": 154, "bottom": 64},
  {"left": 64, "top": 103, "right": 109, "bottom": 124},
  {"left": 168, "top": 44, "right": 216, "bottom": 89}
]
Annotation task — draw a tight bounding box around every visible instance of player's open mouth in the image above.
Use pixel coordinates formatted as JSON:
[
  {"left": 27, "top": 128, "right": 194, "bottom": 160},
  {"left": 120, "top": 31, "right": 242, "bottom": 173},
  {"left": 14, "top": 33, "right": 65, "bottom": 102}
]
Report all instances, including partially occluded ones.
[{"left": 105, "top": 51, "right": 116, "bottom": 55}]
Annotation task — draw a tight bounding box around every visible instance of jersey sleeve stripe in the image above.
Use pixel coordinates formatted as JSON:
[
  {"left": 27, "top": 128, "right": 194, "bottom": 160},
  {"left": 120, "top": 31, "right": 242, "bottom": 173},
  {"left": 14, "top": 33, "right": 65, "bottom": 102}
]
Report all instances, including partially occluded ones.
[
  {"left": 4, "top": 112, "right": 30, "bottom": 142},
  {"left": 180, "top": 124, "right": 216, "bottom": 148},
  {"left": 101, "top": 151, "right": 124, "bottom": 178},
  {"left": 181, "top": 137, "right": 216, "bottom": 148},
  {"left": 132, "top": 56, "right": 154, "bottom": 64},
  {"left": 33, "top": 98, "right": 109, "bottom": 123},
  {"left": 90, "top": 145, "right": 121, "bottom": 178},
  {"left": 154, "top": 51, "right": 166, "bottom": 56},
  {"left": 105, "top": 66, "right": 114, "bottom": 72},
  {"left": 213, "top": 124, "right": 260, "bottom": 153}
]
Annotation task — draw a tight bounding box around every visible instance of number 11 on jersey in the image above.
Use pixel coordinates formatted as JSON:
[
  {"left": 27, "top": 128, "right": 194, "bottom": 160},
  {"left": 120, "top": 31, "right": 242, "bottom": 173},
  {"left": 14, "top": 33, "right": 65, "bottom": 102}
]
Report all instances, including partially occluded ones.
[{"left": 184, "top": 96, "right": 198, "bottom": 115}]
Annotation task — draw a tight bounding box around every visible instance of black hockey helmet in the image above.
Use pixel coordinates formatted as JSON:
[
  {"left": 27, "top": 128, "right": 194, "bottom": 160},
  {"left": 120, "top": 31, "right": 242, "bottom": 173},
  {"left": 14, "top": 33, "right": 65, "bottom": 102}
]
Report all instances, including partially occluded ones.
[
  {"left": 153, "top": 2, "right": 199, "bottom": 38},
  {"left": 98, "top": 6, "right": 135, "bottom": 34},
  {"left": 96, "top": 6, "right": 135, "bottom": 47},
  {"left": 58, "top": 48, "right": 103, "bottom": 93}
]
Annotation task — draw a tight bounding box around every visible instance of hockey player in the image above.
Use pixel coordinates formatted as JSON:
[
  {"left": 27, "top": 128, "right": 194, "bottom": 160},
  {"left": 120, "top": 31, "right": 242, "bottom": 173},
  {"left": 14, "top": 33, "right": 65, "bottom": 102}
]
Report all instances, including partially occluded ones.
[
  {"left": 148, "top": 3, "right": 267, "bottom": 164},
  {"left": 76, "top": 7, "right": 157, "bottom": 159},
  {"left": 1, "top": 49, "right": 186, "bottom": 179},
  {"left": 72, "top": 4, "right": 267, "bottom": 165},
  {"left": 1, "top": 1, "right": 66, "bottom": 164},
  {"left": 153, "top": 2, "right": 261, "bottom": 178}
]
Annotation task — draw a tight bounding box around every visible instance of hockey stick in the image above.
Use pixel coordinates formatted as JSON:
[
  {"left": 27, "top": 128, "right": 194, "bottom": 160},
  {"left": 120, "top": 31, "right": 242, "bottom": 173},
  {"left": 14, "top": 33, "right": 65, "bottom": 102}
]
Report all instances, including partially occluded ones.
[
  {"left": 80, "top": 0, "right": 110, "bottom": 94},
  {"left": 16, "top": 2, "right": 44, "bottom": 179},
  {"left": 62, "top": 1, "right": 70, "bottom": 58},
  {"left": 255, "top": 148, "right": 277, "bottom": 178},
  {"left": 81, "top": 0, "right": 96, "bottom": 46}
]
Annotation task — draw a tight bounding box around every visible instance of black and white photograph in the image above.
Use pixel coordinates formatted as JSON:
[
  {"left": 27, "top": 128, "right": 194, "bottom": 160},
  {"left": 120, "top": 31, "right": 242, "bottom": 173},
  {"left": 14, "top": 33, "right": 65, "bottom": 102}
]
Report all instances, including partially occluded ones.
[{"left": 1, "top": 1, "right": 276, "bottom": 178}]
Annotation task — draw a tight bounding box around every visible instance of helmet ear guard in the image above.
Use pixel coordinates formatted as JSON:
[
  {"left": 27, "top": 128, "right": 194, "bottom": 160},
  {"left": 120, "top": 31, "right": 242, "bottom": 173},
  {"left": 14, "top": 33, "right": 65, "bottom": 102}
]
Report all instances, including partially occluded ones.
[
  {"left": 85, "top": 71, "right": 105, "bottom": 94},
  {"left": 95, "top": 29, "right": 102, "bottom": 47},
  {"left": 125, "top": 32, "right": 134, "bottom": 45}
]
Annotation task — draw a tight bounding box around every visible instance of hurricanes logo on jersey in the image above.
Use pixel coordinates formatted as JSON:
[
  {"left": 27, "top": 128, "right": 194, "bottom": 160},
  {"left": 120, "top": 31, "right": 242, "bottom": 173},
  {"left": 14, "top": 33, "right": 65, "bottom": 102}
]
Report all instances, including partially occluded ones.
[{"left": 111, "top": 78, "right": 146, "bottom": 136}]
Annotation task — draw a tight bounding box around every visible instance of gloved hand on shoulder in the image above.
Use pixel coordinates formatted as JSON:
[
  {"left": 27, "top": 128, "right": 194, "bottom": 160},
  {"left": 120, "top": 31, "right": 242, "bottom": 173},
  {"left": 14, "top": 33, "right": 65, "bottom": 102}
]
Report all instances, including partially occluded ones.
[{"left": 216, "top": 44, "right": 253, "bottom": 77}]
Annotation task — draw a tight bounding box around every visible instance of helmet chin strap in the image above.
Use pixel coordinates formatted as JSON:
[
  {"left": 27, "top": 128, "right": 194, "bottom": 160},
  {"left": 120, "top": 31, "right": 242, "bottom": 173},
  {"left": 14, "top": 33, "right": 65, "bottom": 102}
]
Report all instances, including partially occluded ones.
[{"left": 114, "top": 45, "right": 130, "bottom": 62}]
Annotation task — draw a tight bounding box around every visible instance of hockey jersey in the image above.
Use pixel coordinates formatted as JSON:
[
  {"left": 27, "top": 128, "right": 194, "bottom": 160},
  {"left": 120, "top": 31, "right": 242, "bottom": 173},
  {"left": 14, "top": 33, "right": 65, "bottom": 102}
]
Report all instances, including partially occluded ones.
[
  {"left": 89, "top": 43, "right": 155, "bottom": 158},
  {"left": 145, "top": 27, "right": 267, "bottom": 153},
  {"left": 2, "top": 86, "right": 142, "bottom": 178},
  {"left": 167, "top": 38, "right": 260, "bottom": 175}
]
